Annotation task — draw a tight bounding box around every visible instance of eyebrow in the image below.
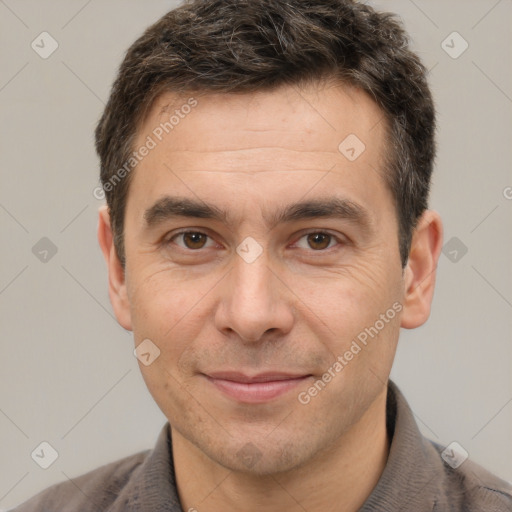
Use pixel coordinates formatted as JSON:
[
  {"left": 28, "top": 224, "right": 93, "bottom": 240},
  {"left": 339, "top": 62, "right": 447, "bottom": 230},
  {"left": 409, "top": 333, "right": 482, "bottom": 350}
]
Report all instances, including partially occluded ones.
[{"left": 143, "top": 195, "right": 372, "bottom": 232}]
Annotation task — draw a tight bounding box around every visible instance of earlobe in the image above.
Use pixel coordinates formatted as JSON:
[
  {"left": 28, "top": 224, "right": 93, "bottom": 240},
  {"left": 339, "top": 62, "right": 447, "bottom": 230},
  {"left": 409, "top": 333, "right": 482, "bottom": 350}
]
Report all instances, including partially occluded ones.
[
  {"left": 400, "top": 210, "right": 443, "bottom": 329},
  {"left": 97, "top": 206, "right": 133, "bottom": 331}
]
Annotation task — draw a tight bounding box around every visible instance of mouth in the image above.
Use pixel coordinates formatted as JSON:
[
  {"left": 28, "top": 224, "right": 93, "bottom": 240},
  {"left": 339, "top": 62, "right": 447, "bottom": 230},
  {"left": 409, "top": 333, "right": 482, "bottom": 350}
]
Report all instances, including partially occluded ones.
[{"left": 202, "top": 371, "right": 313, "bottom": 403}]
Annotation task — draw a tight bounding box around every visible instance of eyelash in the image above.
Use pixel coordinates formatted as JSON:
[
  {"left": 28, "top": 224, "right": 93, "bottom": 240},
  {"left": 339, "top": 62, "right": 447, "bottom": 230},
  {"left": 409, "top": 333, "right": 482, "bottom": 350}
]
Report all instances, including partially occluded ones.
[{"left": 165, "top": 229, "right": 345, "bottom": 253}]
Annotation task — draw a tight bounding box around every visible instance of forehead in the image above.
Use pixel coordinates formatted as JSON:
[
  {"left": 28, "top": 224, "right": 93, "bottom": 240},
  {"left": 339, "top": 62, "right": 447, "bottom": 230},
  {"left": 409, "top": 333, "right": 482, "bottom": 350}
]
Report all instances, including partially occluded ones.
[
  {"left": 144, "top": 82, "right": 386, "bottom": 151},
  {"left": 127, "top": 82, "right": 391, "bottom": 220}
]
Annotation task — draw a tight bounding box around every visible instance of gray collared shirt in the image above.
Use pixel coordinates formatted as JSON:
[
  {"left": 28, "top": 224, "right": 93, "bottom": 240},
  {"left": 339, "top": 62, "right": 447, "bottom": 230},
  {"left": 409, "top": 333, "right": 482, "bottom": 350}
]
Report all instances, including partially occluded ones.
[{"left": 10, "top": 381, "right": 512, "bottom": 511}]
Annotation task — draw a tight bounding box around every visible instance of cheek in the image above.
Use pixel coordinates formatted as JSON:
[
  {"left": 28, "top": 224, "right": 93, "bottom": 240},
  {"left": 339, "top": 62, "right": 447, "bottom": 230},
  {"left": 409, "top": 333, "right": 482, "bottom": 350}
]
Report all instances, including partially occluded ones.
[
  {"left": 126, "top": 267, "right": 212, "bottom": 381},
  {"left": 127, "top": 264, "right": 204, "bottom": 331},
  {"left": 296, "top": 265, "right": 402, "bottom": 380},
  {"left": 295, "top": 265, "right": 399, "bottom": 332},
  {"left": 128, "top": 272, "right": 205, "bottom": 418}
]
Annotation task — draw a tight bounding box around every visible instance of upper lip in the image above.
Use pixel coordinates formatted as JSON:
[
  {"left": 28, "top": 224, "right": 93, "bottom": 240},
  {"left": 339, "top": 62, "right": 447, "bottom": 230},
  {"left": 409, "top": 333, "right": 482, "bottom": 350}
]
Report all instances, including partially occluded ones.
[{"left": 204, "top": 371, "right": 311, "bottom": 383}]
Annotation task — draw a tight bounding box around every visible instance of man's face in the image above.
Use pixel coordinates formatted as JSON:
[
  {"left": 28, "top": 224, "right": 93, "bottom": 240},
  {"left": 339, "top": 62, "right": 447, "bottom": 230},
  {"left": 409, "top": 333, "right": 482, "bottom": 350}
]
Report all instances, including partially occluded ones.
[{"left": 120, "top": 82, "right": 406, "bottom": 473}]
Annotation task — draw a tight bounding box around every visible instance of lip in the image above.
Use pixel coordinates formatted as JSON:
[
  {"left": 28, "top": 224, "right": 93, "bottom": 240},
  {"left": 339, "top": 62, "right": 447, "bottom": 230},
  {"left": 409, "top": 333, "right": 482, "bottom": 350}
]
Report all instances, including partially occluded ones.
[{"left": 203, "top": 372, "right": 312, "bottom": 403}]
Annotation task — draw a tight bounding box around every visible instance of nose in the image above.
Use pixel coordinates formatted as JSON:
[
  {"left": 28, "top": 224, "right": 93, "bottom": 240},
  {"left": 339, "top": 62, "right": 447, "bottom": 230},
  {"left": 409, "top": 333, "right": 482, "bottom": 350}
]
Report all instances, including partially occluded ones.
[{"left": 214, "top": 248, "right": 294, "bottom": 343}]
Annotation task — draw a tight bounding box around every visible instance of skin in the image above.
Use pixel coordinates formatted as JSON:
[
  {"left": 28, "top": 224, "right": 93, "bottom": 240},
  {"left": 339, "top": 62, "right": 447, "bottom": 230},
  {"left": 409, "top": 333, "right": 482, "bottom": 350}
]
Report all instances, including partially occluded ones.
[{"left": 98, "top": 80, "right": 443, "bottom": 512}]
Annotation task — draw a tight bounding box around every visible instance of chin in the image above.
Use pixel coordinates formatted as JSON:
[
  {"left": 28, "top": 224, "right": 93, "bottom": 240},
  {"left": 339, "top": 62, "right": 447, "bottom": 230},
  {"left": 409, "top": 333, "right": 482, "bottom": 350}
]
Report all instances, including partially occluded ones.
[{"left": 205, "top": 433, "right": 319, "bottom": 476}]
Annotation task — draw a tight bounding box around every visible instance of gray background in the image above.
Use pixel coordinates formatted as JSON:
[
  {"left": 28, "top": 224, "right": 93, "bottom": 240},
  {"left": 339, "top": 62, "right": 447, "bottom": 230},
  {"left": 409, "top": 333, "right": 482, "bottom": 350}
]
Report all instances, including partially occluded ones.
[{"left": 1, "top": 0, "right": 511, "bottom": 508}]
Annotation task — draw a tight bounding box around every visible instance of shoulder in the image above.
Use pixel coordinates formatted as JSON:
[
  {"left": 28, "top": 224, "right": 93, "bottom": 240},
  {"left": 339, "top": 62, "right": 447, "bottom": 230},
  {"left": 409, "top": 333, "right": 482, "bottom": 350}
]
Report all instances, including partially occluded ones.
[
  {"left": 9, "top": 449, "right": 149, "bottom": 512},
  {"left": 428, "top": 440, "right": 512, "bottom": 511}
]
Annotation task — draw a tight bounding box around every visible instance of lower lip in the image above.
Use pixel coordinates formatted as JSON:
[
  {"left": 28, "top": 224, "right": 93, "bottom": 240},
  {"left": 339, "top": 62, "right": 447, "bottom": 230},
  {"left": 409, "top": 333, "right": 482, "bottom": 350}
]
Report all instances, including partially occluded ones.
[{"left": 205, "top": 376, "right": 311, "bottom": 403}]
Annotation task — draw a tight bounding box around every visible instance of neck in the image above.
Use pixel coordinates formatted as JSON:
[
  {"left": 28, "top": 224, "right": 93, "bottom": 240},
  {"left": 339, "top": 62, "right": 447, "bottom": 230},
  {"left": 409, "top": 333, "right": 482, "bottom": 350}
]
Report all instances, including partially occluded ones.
[{"left": 173, "top": 386, "right": 390, "bottom": 512}]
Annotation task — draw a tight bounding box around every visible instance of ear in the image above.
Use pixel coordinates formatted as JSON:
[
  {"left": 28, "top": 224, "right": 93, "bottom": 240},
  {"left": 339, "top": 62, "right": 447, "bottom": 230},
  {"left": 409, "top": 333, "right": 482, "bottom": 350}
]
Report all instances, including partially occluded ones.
[
  {"left": 400, "top": 210, "right": 443, "bottom": 329},
  {"left": 97, "top": 206, "right": 132, "bottom": 331}
]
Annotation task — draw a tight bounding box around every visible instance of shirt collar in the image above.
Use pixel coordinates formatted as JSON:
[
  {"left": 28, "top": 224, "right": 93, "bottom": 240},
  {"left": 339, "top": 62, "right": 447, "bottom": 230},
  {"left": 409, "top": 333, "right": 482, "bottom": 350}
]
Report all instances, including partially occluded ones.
[{"left": 360, "top": 380, "right": 441, "bottom": 511}]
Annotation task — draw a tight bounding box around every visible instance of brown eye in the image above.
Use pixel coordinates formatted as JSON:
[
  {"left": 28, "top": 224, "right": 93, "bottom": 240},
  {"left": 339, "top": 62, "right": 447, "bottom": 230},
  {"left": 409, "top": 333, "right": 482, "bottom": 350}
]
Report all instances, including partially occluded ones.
[
  {"left": 307, "top": 232, "right": 332, "bottom": 250},
  {"left": 171, "top": 231, "right": 212, "bottom": 250},
  {"left": 293, "top": 231, "right": 341, "bottom": 252},
  {"left": 183, "top": 232, "right": 207, "bottom": 249}
]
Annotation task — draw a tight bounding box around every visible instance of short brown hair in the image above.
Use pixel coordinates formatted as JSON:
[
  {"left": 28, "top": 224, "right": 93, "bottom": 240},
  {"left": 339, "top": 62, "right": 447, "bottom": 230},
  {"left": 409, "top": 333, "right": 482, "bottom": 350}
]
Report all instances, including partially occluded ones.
[{"left": 95, "top": 0, "right": 436, "bottom": 268}]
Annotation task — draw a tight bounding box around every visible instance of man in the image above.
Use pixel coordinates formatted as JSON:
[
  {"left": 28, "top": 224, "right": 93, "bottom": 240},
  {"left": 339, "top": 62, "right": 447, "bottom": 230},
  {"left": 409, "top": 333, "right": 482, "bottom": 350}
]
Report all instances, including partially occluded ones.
[{"left": 12, "top": 0, "right": 512, "bottom": 510}]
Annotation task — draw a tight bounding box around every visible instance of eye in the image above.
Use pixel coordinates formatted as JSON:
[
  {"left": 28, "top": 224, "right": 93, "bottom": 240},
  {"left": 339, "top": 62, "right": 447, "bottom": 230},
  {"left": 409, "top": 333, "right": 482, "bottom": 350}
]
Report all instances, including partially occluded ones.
[
  {"left": 168, "top": 230, "right": 216, "bottom": 250},
  {"left": 293, "top": 231, "right": 343, "bottom": 251},
  {"left": 165, "top": 229, "right": 345, "bottom": 253}
]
